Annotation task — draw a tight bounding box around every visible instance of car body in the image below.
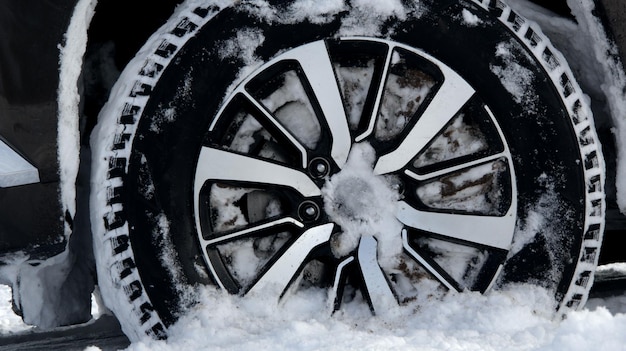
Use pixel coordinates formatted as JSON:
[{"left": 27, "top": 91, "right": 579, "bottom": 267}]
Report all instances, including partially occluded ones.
[{"left": 0, "top": 0, "right": 624, "bottom": 335}]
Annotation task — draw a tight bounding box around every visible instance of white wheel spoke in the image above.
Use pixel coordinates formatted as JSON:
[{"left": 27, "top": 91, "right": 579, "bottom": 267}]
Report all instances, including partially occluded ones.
[
  {"left": 356, "top": 45, "right": 394, "bottom": 142},
  {"left": 200, "top": 217, "right": 304, "bottom": 247},
  {"left": 357, "top": 235, "right": 397, "bottom": 313},
  {"left": 248, "top": 223, "right": 334, "bottom": 299},
  {"left": 281, "top": 41, "right": 352, "bottom": 167},
  {"left": 193, "top": 147, "right": 320, "bottom": 236},
  {"left": 195, "top": 146, "right": 320, "bottom": 197},
  {"left": 241, "top": 90, "right": 309, "bottom": 168},
  {"left": 405, "top": 152, "right": 508, "bottom": 181},
  {"left": 328, "top": 256, "right": 354, "bottom": 313},
  {"left": 396, "top": 201, "right": 515, "bottom": 250},
  {"left": 374, "top": 69, "right": 475, "bottom": 175}
]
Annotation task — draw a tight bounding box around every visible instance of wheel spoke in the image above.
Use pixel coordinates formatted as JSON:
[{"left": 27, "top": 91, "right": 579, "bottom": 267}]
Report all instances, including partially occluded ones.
[
  {"left": 402, "top": 230, "right": 461, "bottom": 292},
  {"left": 357, "top": 235, "right": 397, "bottom": 313},
  {"left": 195, "top": 146, "right": 320, "bottom": 197},
  {"left": 241, "top": 90, "right": 309, "bottom": 168},
  {"left": 396, "top": 201, "right": 515, "bottom": 250},
  {"left": 200, "top": 217, "right": 304, "bottom": 247},
  {"left": 405, "top": 152, "right": 508, "bottom": 181},
  {"left": 374, "top": 68, "right": 475, "bottom": 175},
  {"left": 355, "top": 46, "right": 394, "bottom": 142},
  {"left": 194, "top": 147, "right": 321, "bottom": 237},
  {"left": 328, "top": 256, "right": 354, "bottom": 313},
  {"left": 247, "top": 223, "right": 334, "bottom": 299},
  {"left": 280, "top": 41, "right": 352, "bottom": 167}
]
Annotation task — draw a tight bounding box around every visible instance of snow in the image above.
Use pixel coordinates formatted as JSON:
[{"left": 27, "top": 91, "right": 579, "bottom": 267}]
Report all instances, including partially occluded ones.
[
  {"left": 217, "top": 27, "right": 266, "bottom": 100},
  {"left": 377, "top": 50, "right": 435, "bottom": 140},
  {"left": 58, "top": 0, "right": 98, "bottom": 235},
  {"left": 249, "top": 0, "right": 414, "bottom": 33},
  {"left": 416, "top": 160, "right": 507, "bottom": 214},
  {"left": 322, "top": 143, "right": 403, "bottom": 266},
  {"left": 280, "top": 0, "right": 345, "bottom": 24},
  {"left": 334, "top": 60, "right": 376, "bottom": 129},
  {"left": 0, "top": 285, "right": 31, "bottom": 335},
  {"left": 260, "top": 70, "right": 322, "bottom": 149},
  {"left": 115, "top": 284, "right": 626, "bottom": 350},
  {"left": 490, "top": 41, "right": 537, "bottom": 111},
  {"left": 1, "top": 280, "right": 626, "bottom": 350},
  {"left": 461, "top": 9, "right": 482, "bottom": 27}
]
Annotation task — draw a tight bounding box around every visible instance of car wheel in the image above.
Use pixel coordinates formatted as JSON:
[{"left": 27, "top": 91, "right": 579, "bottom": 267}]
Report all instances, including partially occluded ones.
[{"left": 91, "top": 0, "right": 605, "bottom": 340}]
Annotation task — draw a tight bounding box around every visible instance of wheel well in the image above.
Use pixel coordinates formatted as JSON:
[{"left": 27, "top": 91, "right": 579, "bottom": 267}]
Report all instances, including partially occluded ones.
[{"left": 81, "top": 0, "right": 183, "bottom": 143}]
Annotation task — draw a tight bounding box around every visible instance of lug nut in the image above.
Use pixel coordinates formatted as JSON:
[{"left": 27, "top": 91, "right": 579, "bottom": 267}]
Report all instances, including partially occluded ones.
[
  {"left": 309, "top": 157, "right": 330, "bottom": 178},
  {"left": 316, "top": 163, "right": 327, "bottom": 174},
  {"left": 298, "top": 200, "right": 320, "bottom": 222},
  {"left": 305, "top": 206, "right": 317, "bottom": 217}
]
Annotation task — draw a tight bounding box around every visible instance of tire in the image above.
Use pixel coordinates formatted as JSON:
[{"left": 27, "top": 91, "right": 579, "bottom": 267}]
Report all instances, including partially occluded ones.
[{"left": 91, "top": 0, "right": 605, "bottom": 340}]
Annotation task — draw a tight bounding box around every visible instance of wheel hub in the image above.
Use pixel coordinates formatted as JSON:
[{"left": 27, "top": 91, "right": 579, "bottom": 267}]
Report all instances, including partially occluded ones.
[{"left": 322, "top": 143, "right": 403, "bottom": 258}]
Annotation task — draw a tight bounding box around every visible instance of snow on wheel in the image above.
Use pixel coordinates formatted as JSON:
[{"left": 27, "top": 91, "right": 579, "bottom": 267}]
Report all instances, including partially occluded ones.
[{"left": 90, "top": 0, "right": 605, "bottom": 340}]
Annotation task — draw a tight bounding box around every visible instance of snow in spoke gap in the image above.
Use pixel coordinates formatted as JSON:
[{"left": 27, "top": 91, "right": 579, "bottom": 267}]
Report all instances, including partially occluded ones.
[
  {"left": 251, "top": 69, "right": 322, "bottom": 150},
  {"left": 221, "top": 98, "right": 294, "bottom": 165},
  {"left": 209, "top": 184, "right": 293, "bottom": 287},
  {"left": 333, "top": 58, "right": 377, "bottom": 131},
  {"left": 410, "top": 233, "right": 490, "bottom": 289},
  {"left": 211, "top": 185, "right": 287, "bottom": 228},
  {"left": 376, "top": 48, "right": 436, "bottom": 141},
  {"left": 416, "top": 159, "right": 510, "bottom": 215},
  {"left": 413, "top": 110, "right": 491, "bottom": 169}
]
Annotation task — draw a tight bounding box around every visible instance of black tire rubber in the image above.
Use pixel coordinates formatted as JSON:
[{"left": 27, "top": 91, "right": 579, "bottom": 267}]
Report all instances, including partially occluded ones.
[{"left": 91, "top": 0, "right": 605, "bottom": 340}]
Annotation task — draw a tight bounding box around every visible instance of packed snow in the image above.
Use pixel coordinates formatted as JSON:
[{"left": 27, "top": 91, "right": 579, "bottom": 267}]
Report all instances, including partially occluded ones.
[
  {"left": 0, "top": 286, "right": 32, "bottom": 335},
  {"left": 58, "top": 0, "right": 97, "bottom": 232},
  {"left": 322, "top": 143, "right": 403, "bottom": 265}
]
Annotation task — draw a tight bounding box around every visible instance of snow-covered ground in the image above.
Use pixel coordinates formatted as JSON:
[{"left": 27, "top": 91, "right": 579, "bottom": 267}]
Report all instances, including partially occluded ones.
[
  {"left": 117, "top": 275, "right": 626, "bottom": 351},
  {"left": 2, "top": 265, "right": 626, "bottom": 351},
  {"left": 0, "top": 285, "right": 31, "bottom": 335}
]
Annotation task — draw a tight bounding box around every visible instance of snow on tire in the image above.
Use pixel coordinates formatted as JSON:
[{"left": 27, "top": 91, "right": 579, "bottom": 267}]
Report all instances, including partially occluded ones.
[{"left": 90, "top": 0, "right": 605, "bottom": 340}]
